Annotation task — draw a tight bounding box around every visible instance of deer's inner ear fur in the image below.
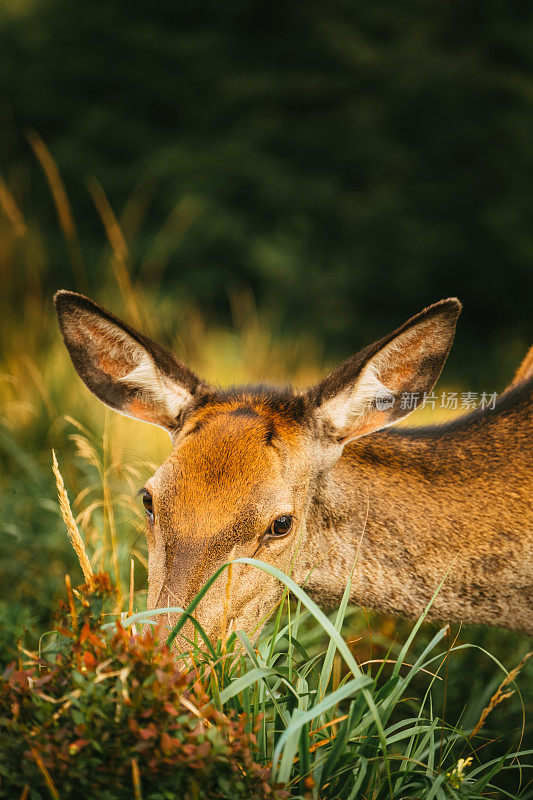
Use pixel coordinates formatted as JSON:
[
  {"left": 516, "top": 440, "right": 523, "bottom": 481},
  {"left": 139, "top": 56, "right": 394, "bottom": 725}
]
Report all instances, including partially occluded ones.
[
  {"left": 309, "top": 298, "right": 462, "bottom": 445},
  {"left": 54, "top": 291, "right": 203, "bottom": 433}
]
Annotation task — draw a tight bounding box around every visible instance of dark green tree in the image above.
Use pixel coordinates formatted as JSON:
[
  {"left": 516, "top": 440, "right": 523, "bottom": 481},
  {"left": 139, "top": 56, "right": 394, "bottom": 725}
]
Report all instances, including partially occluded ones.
[{"left": 1, "top": 0, "right": 532, "bottom": 383}]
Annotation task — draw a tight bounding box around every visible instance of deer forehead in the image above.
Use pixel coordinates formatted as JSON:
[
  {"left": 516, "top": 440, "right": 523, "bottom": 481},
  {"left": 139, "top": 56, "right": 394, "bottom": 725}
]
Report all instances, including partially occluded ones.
[{"left": 149, "top": 404, "right": 304, "bottom": 533}]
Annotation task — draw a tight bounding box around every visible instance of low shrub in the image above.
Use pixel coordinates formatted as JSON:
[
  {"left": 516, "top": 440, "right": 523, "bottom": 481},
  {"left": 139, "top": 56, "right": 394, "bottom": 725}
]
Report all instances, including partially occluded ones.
[{"left": 0, "top": 574, "right": 285, "bottom": 800}]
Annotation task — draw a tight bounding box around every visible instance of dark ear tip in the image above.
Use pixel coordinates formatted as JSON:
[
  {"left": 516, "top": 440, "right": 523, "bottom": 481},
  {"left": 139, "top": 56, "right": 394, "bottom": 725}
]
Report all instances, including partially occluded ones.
[
  {"left": 444, "top": 296, "right": 462, "bottom": 311},
  {"left": 53, "top": 290, "right": 99, "bottom": 324},
  {"left": 54, "top": 290, "right": 75, "bottom": 327},
  {"left": 440, "top": 297, "right": 462, "bottom": 315},
  {"left": 54, "top": 289, "right": 85, "bottom": 308},
  {"left": 426, "top": 297, "right": 461, "bottom": 325}
]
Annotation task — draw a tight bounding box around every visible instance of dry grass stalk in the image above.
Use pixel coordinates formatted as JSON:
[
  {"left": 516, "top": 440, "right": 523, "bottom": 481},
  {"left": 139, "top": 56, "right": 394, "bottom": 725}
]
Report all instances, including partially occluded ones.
[
  {"left": 29, "top": 747, "right": 59, "bottom": 800},
  {"left": 129, "top": 558, "right": 135, "bottom": 617},
  {"left": 86, "top": 176, "right": 143, "bottom": 330},
  {"left": 87, "top": 176, "right": 129, "bottom": 262},
  {"left": 138, "top": 196, "right": 203, "bottom": 284},
  {"left": 131, "top": 757, "right": 143, "bottom": 800},
  {"left": 64, "top": 574, "right": 78, "bottom": 632},
  {"left": 220, "top": 546, "right": 236, "bottom": 647},
  {"left": 101, "top": 429, "right": 123, "bottom": 608},
  {"left": 470, "top": 650, "right": 532, "bottom": 739},
  {"left": 69, "top": 433, "right": 101, "bottom": 469},
  {"left": 27, "top": 130, "right": 75, "bottom": 238},
  {"left": 17, "top": 786, "right": 29, "bottom": 800},
  {"left": 22, "top": 355, "right": 56, "bottom": 418},
  {"left": 0, "top": 175, "right": 26, "bottom": 237},
  {"left": 26, "top": 129, "right": 87, "bottom": 290},
  {"left": 52, "top": 449, "right": 94, "bottom": 586}
]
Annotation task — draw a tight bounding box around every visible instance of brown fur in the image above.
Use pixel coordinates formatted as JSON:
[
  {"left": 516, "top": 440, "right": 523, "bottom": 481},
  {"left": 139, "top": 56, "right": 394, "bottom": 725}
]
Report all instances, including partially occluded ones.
[
  {"left": 54, "top": 291, "right": 533, "bottom": 641},
  {"left": 304, "top": 382, "right": 532, "bottom": 631}
]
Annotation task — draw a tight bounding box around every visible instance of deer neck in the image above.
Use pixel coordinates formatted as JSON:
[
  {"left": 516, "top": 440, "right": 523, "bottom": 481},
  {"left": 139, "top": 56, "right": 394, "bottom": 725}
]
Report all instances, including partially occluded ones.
[{"left": 301, "top": 383, "right": 533, "bottom": 634}]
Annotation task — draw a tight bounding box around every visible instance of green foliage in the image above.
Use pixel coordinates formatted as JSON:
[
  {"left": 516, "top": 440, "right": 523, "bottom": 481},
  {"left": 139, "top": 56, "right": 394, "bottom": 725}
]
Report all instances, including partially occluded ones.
[
  {"left": 0, "top": 430, "right": 78, "bottom": 641},
  {"left": 1, "top": 0, "right": 532, "bottom": 384},
  {"left": 0, "top": 574, "right": 285, "bottom": 800},
  {"left": 2, "top": 568, "right": 531, "bottom": 799}
]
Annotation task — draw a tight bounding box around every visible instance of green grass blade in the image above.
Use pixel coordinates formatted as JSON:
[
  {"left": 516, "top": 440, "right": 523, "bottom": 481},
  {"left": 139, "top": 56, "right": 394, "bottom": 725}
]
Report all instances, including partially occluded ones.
[
  {"left": 232, "top": 558, "right": 392, "bottom": 781},
  {"left": 218, "top": 667, "right": 275, "bottom": 705},
  {"left": 317, "top": 575, "right": 351, "bottom": 702},
  {"left": 392, "top": 571, "right": 451, "bottom": 679},
  {"left": 273, "top": 675, "right": 373, "bottom": 781}
]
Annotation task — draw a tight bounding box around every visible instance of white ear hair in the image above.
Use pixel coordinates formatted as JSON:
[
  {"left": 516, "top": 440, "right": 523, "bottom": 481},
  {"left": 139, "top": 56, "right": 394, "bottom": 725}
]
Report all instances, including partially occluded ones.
[
  {"left": 312, "top": 298, "right": 461, "bottom": 445},
  {"left": 118, "top": 351, "right": 193, "bottom": 420},
  {"left": 317, "top": 340, "right": 400, "bottom": 437},
  {"left": 319, "top": 363, "right": 392, "bottom": 432},
  {"left": 55, "top": 290, "right": 202, "bottom": 433}
]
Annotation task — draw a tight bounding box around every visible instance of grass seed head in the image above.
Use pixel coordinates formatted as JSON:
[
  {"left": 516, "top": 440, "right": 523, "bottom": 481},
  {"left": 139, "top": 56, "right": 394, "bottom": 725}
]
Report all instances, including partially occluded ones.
[{"left": 52, "top": 449, "right": 94, "bottom": 587}]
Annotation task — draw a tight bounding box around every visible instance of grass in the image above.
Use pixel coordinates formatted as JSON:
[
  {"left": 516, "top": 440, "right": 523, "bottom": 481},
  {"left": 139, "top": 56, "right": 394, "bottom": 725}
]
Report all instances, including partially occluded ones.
[
  {"left": 0, "top": 137, "right": 532, "bottom": 798},
  {"left": 148, "top": 560, "right": 530, "bottom": 797},
  {"left": 6, "top": 457, "right": 531, "bottom": 799},
  {"left": 43, "top": 460, "right": 533, "bottom": 798}
]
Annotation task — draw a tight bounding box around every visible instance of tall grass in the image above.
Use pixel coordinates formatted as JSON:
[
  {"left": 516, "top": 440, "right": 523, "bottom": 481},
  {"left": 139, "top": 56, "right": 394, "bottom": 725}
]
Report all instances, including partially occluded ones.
[{"left": 0, "top": 138, "right": 532, "bottom": 798}]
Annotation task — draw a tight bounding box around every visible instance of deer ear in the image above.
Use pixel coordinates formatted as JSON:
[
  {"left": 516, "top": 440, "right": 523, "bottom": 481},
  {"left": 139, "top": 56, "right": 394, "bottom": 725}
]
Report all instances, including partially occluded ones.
[
  {"left": 308, "top": 298, "right": 461, "bottom": 445},
  {"left": 54, "top": 291, "right": 204, "bottom": 433}
]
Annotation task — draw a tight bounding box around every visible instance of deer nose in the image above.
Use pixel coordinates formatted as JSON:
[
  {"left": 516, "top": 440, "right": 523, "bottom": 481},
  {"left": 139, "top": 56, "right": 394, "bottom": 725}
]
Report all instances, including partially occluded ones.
[{"left": 165, "top": 542, "right": 209, "bottom": 608}]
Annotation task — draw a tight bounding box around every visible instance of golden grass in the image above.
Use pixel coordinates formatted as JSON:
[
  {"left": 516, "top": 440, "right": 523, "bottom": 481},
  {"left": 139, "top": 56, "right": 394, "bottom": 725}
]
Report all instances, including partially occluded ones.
[
  {"left": 0, "top": 175, "right": 26, "bottom": 237},
  {"left": 64, "top": 574, "right": 78, "bottom": 632},
  {"left": 29, "top": 746, "right": 60, "bottom": 800},
  {"left": 131, "top": 758, "right": 143, "bottom": 800},
  {"left": 26, "top": 129, "right": 87, "bottom": 291},
  {"left": 87, "top": 176, "right": 143, "bottom": 330},
  {"left": 52, "top": 449, "right": 94, "bottom": 587},
  {"left": 221, "top": 545, "right": 236, "bottom": 647},
  {"left": 129, "top": 558, "right": 135, "bottom": 618},
  {"left": 470, "top": 650, "right": 532, "bottom": 739}
]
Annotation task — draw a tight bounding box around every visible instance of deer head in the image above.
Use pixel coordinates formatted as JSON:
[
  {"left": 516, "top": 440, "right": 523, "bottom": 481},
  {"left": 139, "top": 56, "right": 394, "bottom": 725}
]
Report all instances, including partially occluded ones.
[{"left": 55, "top": 291, "right": 460, "bottom": 643}]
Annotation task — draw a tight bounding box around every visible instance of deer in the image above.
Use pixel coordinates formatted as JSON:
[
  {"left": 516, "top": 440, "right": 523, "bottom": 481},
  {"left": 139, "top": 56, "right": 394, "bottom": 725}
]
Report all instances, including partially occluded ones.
[{"left": 54, "top": 291, "right": 533, "bottom": 641}]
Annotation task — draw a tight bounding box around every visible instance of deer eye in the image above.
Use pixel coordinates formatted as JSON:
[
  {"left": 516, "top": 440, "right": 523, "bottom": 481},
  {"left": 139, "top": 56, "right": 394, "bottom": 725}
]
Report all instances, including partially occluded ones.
[
  {"left": 142, "top": 489, "right": 154, "bottom": 522},
  {"left": 270, "top": 515, "right": 293, "bottom": 537}
]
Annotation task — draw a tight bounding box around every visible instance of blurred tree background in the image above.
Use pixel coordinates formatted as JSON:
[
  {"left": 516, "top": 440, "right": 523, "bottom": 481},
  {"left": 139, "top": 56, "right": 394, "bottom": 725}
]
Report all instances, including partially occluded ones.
[{"left": 1, "top": 0, "right": 531, "bottom": 386}]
